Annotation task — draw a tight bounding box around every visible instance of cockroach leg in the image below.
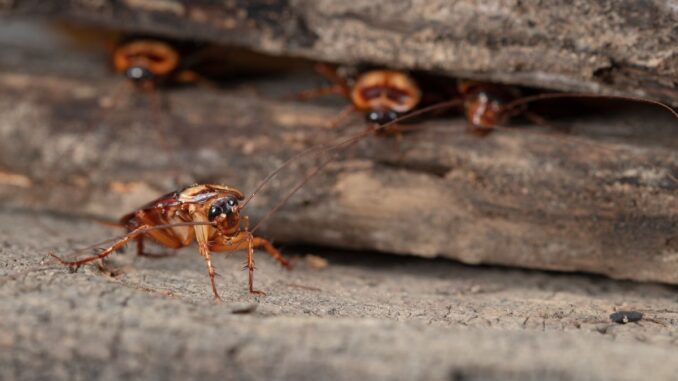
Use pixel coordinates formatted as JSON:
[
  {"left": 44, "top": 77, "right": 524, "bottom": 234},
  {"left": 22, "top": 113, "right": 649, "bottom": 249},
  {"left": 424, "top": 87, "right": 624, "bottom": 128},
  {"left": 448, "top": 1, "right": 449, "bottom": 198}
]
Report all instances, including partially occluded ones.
[
  {"left": 327, "top": 104, "right": 356, "bottom": 129},
  {"left": 135, "top": 236, "right": 174, "bottom": 258},
  {"left": 466, "top": 124, "right": 493, "bottom": 137},
  {"left": 207, "top": 230, "right": 291, "bottom": 295},
  {"left": 246, "top": 233, "right": 266, "bottom": 296},
  {"left": 173, "top": 70, "right": 202, "bottom": 85},
  {"left": 50, "top": 224, "right": 152, "bottom": 267},
  {"left": 253, "top": 237, "right": 290, "bottom": 269},
  {"left": 295, "top": 84, "right": 346, "bottom": 101},
  {"left": 210, "top": 234, "right": 291, "bottom": 269},
  {"left": 198, "top": 241, "right": 222, "bottom": 302},
  {"left": 523, "top": 111, "right": 570, "bottom": 133},
  {"left": 314, "top": 63, "right": 348, "bottom": 85}
]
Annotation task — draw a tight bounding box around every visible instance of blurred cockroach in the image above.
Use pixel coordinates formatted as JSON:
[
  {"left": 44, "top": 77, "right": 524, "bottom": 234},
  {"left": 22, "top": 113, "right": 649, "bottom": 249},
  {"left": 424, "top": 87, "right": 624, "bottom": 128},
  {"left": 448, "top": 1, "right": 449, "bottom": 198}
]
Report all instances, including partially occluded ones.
[
  {"left": 295, "top": 63, "right": 422, "bottom": 128},
  {"left": 456, "top": 80, "right": 678, "bottom": 135},
  {"left": 111, "top": 36, "right": 205, "bottom": 91},
  {"left": 296, "top": 65, "right": 677, "bottom": 135}
]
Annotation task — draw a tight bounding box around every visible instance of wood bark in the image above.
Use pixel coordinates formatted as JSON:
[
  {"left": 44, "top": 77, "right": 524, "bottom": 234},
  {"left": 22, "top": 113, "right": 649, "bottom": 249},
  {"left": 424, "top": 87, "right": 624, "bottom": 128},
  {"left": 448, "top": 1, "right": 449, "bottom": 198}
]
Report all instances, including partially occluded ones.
[{"left": 3, "top": 0, "right": 678, "bottom": 105}]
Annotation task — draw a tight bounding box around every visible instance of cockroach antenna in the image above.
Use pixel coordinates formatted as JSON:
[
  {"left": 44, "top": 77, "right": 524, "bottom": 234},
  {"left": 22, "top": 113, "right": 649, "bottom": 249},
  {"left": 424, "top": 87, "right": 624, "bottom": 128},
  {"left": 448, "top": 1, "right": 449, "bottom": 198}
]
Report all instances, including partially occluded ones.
[
  {"left": 241, "top": 98, "right": 464, "bottom": 208},
  {"left": 501, "top": 92, "right": 678, "bottom": 119},
  {"left": 242, "top": 99, "right": 464, "bottom": 230}
]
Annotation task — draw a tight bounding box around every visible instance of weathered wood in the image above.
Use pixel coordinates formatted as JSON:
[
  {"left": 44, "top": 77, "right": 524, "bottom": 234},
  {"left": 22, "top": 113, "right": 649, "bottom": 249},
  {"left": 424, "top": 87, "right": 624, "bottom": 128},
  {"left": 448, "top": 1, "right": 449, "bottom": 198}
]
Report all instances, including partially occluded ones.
[
  {"left": 3, "top": 0, "right": 678, "bottom": 106},
  {"left": 0, "top": 36, "right": 677, "bottom": 285}
]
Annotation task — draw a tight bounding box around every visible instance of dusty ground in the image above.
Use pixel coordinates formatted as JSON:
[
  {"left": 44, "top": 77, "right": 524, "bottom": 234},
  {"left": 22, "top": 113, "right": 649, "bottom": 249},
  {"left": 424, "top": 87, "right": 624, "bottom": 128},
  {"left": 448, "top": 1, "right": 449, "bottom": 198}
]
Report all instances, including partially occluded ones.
[{"left": 2, "top": 209, "right": 678, "bottom": 381}]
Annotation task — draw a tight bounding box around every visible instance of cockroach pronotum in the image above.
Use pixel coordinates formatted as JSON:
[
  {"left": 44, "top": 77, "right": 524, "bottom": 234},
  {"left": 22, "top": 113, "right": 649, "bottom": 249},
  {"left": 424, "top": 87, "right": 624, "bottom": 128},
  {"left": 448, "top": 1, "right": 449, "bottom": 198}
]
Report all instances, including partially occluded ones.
[{"left": 295, "top": 63, "right": 422, "bottom": 128}]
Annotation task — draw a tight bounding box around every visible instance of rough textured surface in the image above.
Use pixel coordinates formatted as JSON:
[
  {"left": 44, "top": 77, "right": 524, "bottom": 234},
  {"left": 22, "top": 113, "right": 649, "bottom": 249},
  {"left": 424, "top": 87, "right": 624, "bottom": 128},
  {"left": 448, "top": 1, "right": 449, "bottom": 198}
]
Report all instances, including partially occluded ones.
[
  {"left": 0, "top": 24, "right": 677, "bottom": 284},
  {"left": 2, "top": 210, "right": 678, "bottom": 381},
  {"left": 3, "top": 0, "right": 678, "bottom": 105}
]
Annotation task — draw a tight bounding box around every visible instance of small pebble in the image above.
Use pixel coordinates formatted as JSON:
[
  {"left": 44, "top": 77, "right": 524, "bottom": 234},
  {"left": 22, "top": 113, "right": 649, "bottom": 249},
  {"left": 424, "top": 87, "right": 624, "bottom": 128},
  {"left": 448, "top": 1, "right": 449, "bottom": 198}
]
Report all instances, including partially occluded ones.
[{"left": 609, "top": 311, "right": 643, "bottom": 324}]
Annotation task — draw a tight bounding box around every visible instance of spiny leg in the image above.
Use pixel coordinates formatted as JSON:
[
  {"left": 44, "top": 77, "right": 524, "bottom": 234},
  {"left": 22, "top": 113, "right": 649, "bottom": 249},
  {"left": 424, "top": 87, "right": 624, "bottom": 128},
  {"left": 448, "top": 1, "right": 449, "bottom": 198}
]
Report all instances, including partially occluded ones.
[
  {"left": 245, "top": 233, "right": 265, "bottom": 295},
  {"left": 198, "top": 241, "right": 222, "bottom": 302},
  {"left": 50, "top": 225, "right": 151, "bottom": 267},
  {"left": 251, "top": 237, "right": 291, "bottom": 269},
  {"left": 135, "top": 236, "right": 174, "bottom": 258},
  {"left": 210, "top": 235, "right": 291, "bottom": 269},
  {"left": 296, "top": 63, "right": 350, "bottom": 100}
]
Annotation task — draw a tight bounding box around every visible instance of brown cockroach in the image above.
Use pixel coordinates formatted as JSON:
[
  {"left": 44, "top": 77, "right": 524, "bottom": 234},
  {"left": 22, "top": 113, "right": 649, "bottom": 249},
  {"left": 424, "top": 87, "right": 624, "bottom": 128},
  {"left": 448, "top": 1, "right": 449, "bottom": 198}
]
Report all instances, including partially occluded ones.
[
  {"left": 456, "top": 80, "right": 678, "bottom": 135},
  {"left": 295, "top": 64, "right": 422, "bottom": 128},
  {"left": 111, "top": 36, "right": 204, "bottom": 91},
  {"left": 296, "top": 66, "right": 677, "bottom": 135},
  {"left": 50, "top": 184, "right": 289, "bottom": 301}
]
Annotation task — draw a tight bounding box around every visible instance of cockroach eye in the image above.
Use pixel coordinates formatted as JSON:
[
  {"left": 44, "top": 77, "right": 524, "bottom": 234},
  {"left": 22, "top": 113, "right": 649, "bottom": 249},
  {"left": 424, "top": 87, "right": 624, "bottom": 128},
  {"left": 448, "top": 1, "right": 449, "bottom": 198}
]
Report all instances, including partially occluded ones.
[
  {"left": 226, "top": 198, "right": 238, "bottom": 208},
  {"left": 366, "top": 110, "right": 400, "bottom": 125},
  {"left": 125, "top": 66, "right": 154, "bottom": 82},
  {"left": 208, "top": 205, "right": 223, "bottom": 221},
  {"left": 366, "top": 111, "right": 383, "bottom": 124}
]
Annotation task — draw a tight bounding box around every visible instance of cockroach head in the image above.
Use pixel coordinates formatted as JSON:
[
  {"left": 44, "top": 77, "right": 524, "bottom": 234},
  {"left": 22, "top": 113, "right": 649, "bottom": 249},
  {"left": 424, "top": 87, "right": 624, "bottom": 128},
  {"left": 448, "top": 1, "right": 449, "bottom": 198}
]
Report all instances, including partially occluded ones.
[
  {"left": 366, "top": 109, "right": 401, "bottom": 125},
  {"left": 125, "top": 66, "right": 156, "bottom": 87},
  {"left": 208, "top": 195, "right": 241, "bottom": 226}
]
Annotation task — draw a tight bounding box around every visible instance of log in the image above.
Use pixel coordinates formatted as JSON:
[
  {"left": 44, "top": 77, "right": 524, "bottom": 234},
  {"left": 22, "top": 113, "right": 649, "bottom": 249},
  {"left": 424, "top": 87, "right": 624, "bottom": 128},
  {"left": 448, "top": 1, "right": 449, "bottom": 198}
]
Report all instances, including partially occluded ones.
[
  {"left": 3, "top": 0, "right": 678, "bottom": 106},
  {"left": 0, "top": 33, "right": 677, "bottom": 284}
]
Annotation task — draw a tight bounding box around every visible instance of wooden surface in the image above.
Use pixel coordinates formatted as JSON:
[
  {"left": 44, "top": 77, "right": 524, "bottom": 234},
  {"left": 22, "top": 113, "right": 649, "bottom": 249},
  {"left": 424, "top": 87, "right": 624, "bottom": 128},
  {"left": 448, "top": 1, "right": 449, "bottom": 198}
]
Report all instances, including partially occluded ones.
[
  {"left": 0, "top": 25, "right": 677, "bottom": 285},
  {"left": 3, "top": 0, "right": 678, "bottom": 106},
  {"left": 3, "top": 210, "right": 678, "bottom": 381}
]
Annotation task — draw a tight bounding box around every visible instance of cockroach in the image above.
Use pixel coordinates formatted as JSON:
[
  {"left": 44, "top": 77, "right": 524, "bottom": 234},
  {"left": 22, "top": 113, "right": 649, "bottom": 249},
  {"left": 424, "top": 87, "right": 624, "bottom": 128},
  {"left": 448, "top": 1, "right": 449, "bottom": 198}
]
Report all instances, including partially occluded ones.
[
  {"left": 456, "top": 80, "right": 678, "bottom": 135},
  {"left": 295, "top": 63, "right": 422, "bottom": 128},
  {"left": 296, "top": 66, "right": 677, "bottom": 136},
  {"left": 50, "top": 184, "right": 289, "bottom": 301},
  {"left": 111, "top": 36, "right": 204, "bottom": 91}
]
